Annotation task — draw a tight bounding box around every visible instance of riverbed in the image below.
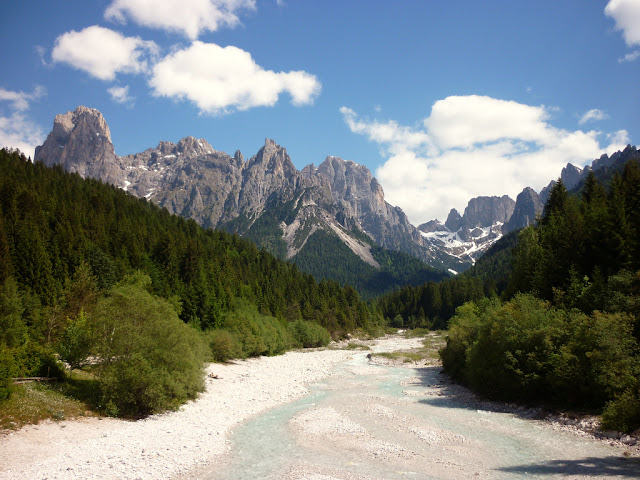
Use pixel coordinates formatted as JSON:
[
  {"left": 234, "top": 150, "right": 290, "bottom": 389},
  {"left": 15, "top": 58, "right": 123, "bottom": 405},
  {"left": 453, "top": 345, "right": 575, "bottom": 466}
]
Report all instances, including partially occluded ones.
[
  {"left": 0, "top": 335, "right": 637, "bottom": 480},
  {"left": 208, "top": 336, "right": 639, "bottom": 480}
]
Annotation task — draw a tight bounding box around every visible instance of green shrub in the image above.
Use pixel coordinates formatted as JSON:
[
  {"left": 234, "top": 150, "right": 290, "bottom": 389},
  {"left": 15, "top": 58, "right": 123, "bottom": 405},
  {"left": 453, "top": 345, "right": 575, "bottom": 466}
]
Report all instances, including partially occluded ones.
[
  {"left": 602, "top": 388, "right": 640, "bottom": 433},
  {"left": 57, "top": 311, "right": 92, "bottom": 375},
  {"left": 440, "top": 299, "right": 498, "bottom": 384},
  {"left": 206, "top": 329, "right": 242, "bottom": 362},
  {"left": 441, "top": 294, "right": 640, "bottom": 428},
  {"left": 465, "top": 295, "right": 564, "bottom": 402},
  {"left": 0, "top": 347, "right": 17, "bottom": 401},
  {"left": 288, "top": 319, "right": 331, "bottom": 348},
  {"left": 11, "top": 342, "right": 64, "bottom": 378},
  {"left": 404, "top": 327, "right": 431, "bottom": 338},
  {"left": 549, "top": 310, "right": 639, "bottom": 407},
  {"left": 91, "top": 273, "right": 208, "bottom": 416},
  {"left": 221, "top": 303, "right": 292, "bottom": 357}
]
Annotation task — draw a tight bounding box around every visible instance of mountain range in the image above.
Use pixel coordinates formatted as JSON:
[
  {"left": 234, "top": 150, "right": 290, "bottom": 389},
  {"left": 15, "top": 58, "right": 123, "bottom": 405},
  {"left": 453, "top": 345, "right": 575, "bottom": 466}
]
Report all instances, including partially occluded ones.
[{"left": 34, "top": 106, "right": 639, "bottom": 283}]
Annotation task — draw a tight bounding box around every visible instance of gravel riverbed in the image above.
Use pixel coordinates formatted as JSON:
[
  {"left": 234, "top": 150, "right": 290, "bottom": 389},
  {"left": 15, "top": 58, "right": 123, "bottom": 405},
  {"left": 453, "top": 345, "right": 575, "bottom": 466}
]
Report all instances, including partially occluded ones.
[
  {"left": 0, "top": 347, "right": 353, "bottom": 480},
  {"left": 1, "top": 335, "right": 637, "bottom": 480}
]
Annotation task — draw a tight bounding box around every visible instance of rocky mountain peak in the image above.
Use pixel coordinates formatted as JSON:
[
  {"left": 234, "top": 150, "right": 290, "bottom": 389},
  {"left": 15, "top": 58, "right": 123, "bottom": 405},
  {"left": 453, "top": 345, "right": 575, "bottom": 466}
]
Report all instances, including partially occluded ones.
[
  {"left": 503, "top": 187, "right": 543, "bottom": 232},
  {"left": 54, "top": 106, "right": 112, "bottom": 143},
  {"left": 156, "top": 141, "right": 177, "bottom": 155},
  {"left": 417, "top": 219, "right": 445, "bottom": 233},
  {"left": 318, "top": 156, "right": 371, "bottom": 192},
  {"left": 34, "top": 105, "right": 119, "bottom": 184},
  {"left": 560, "top": 163, "right": 583, "bottom": 190},
  {"left": 176, "top": 136, "right": 214, "bottom": 156},
  {"left": 463, "top": 195, "right": 515, "bottom": 228},
  {"left": 234, "top": 150, "right": 244, "bottom": 165},
  {"left": 445, "top": 209, "right": 463, "bottom": 232},
  {"left": 248, "top": 138, "right": 296, "bottom": 176}
]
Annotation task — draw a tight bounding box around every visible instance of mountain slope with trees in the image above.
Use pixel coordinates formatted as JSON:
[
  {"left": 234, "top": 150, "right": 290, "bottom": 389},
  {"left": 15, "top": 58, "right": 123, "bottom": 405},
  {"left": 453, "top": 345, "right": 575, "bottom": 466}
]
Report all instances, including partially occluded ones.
[
  {"left": 0, "top": 148, "right": 381, "bottom": 417},
  {"left": 449, "top": 162, "right": 640, "bottom": 432},
  {"left": 376, "top": 156, "right": 640, "bottom": 432},
  {"left": 33, "top": 106, "right": 464, "bottom": 294}
]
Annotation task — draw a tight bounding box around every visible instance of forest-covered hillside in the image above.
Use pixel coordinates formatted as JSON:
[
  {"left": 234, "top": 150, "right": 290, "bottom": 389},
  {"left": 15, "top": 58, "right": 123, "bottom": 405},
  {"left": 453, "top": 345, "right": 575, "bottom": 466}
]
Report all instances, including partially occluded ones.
[
  {"left": 0, "top": 149, "right": 381, "bottom": 417},
  {"left": 379, "top": 159, "right": 640, "bottom": 432}
]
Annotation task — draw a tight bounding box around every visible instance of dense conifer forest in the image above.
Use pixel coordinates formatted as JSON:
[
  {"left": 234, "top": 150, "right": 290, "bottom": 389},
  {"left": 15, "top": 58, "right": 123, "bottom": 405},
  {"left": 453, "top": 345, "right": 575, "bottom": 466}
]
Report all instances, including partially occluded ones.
[
  {"left": 291, "top": 229, "right": 448, "bottom": 300},
  {"left": 0, "top": 149, "right": 381, "bottom": 416}
]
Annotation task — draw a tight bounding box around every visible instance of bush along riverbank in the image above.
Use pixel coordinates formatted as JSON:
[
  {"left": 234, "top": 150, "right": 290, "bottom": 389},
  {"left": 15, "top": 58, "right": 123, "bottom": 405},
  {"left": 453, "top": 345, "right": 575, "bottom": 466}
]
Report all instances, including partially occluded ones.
[{"left": 441, "top": 294, "right": 640, "bottom": 433}]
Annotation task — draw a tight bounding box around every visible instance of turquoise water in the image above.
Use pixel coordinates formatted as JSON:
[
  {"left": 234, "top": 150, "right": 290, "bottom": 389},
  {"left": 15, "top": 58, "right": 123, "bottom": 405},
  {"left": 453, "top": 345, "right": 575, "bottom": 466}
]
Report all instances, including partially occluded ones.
[{"left": 209, "top": 353, "right": 637, "bottom": 480}]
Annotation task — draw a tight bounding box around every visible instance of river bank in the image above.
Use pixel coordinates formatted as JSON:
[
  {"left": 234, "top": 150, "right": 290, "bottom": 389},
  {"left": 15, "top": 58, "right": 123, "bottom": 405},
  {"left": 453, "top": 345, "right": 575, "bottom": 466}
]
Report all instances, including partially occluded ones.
[
  {"left": 0, "top": 345, "right": 355, "bottom": 480},
  {"left": 205, "top": 334, "right": 640, "bottom": 480},
  {"left": 0, "top": 334, "right": 637, "bottom": 479}
]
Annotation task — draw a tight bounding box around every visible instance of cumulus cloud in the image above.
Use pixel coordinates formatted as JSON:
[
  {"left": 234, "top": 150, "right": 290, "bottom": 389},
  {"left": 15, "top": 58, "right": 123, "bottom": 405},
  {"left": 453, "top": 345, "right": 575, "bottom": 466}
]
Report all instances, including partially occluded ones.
[
  {"left": 579, "top": 108, "right": 609, "bottom": 125},
  {"left": 105, "top": 0, "right": 256, "bottom": 40},
  {"left": 52, "top": 25, "right": 158, "bottom": 81},
  {"left": 149, "top": 41, "right": 321, "bottom": 114},
  {"left": 341, "top": 95, "right": 630, "bottom": 224},
  {"left": 108, "top": 85, "right": 134, "bottom": 104},
  {"left": 424, "top": 96, "right": 552, "bottom": 150},
  {"left": 605, "top": 0, "right": 640, "bottom": 47},
  {"left": 0, "top": 86, "right": 46, "bottom": 158}
]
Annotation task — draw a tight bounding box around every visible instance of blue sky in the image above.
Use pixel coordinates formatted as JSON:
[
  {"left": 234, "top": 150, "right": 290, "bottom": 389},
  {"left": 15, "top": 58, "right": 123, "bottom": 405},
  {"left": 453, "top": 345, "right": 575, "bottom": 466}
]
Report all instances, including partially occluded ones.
[{"left": 1, "top": 0, "right": 639, "bottom": 223}]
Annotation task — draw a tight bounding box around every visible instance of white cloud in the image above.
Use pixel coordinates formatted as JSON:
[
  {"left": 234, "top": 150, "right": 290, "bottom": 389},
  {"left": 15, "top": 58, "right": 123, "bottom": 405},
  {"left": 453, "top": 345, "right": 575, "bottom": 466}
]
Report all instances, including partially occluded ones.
[
  {"left": 108, "top": 85, "right": 134, "bottom": 104},
  {"left": 605, "top": 0, "right": 640, "bottom": 47},
  {"left": 341, "top": 96, "right": 631, "bottom": 224},
  {"left": 340, "top": 106, "right": 433, "bottom": 155},
  {"left": 52, "top": 25, "right": 158, "bottom": 81},
  {"left": 0, "top": 86, "right": 46, "bottom": 158},
  {"left": 619, "top": 50, "right": 640, "bottom": 62},
  {"left": 579, "top": 108, "right": 609, "bottom": 125},
  {"left": 149, "top": 41, "right": 321, "bottom": 114},
  {"left": 105, "top": 0, "right": 256, "bottom": 40},
  {"left": 0, "top": 85, "right": 45, "bottom": 111},
  {"left": 423, "top": 95, "right": 552, "bottom": 150},
  {"left": 34, "top": 45, "right": 48, "bottom": 66}
]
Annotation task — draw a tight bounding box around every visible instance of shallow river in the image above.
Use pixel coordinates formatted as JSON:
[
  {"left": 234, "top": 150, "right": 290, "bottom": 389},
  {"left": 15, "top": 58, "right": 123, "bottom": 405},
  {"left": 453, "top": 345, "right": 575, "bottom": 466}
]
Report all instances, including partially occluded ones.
[{"left": 210, "top": 341, "right": 638, "bottom": 480}]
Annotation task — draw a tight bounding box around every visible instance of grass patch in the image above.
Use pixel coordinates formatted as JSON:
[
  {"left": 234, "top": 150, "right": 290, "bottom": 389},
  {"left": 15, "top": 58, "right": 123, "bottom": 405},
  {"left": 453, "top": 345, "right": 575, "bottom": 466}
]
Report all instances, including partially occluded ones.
[
  {"left": 345, "top": 342, "right": 371, "bottom": 350},
  {"left": 53, "top": 368, "right": 102, "bottom": 410},
  {"left": 422, "top": 332, "right": 446, "bottom": 352},
  {"left": 371, "top": 331, "right": 447, "bottom": 364},
  {"left": 0, "top": 380, "right": 95, "bottom": 431},
  {"left": 403, "top": 327, "right": 432, "bottom": 338},
  {"left": 373, "top": 351, "right": 425, "bottom": 363}
]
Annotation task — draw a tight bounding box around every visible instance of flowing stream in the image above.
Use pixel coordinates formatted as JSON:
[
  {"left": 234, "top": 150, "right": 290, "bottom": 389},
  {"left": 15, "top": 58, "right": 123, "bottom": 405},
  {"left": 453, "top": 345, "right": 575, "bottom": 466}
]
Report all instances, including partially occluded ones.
[{"left": 209, "top": 340, "right": 638, "bottom": 480}]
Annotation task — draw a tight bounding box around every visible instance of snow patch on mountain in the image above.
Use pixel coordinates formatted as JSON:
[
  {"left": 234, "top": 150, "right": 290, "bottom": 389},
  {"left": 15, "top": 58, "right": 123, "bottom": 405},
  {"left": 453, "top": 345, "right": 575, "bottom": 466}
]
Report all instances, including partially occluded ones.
[{"left": 420, "top": 222, "right": 504, "bottom": 264}]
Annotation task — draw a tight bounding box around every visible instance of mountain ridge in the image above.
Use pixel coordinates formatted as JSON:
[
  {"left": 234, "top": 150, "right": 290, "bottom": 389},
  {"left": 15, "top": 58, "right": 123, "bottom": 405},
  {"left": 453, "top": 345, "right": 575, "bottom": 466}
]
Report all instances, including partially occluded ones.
[
  {"left": 34, "top": 105, "right": 639, "bottom": 277},
  {"left": 416, "top": 145, "right": 640, "bottom": 266},
  {"left": 34, "top": 106, "right": 455, "bottom": 295}
]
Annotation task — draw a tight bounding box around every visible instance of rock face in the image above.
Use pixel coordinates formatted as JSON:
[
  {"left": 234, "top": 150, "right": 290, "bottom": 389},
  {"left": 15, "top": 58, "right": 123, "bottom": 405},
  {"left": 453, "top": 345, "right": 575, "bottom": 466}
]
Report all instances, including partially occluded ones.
[
  {"left": 35, "top": 106, "right": 121, "bottom": 185},
  {"left": 461, "top": 196, "right": 515, "bottom": 229},
  {"left": 504, "top": 187, "right": 543, "bottom": 232},
  {"left": 560, "top": 163, "right": 583, "bottom": 190},
  {"left": 445, "top": 209, "right": 464, "bottom": 232},
  {"left": 34, "top": 106, "right": 466, "bottom": 272}
]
